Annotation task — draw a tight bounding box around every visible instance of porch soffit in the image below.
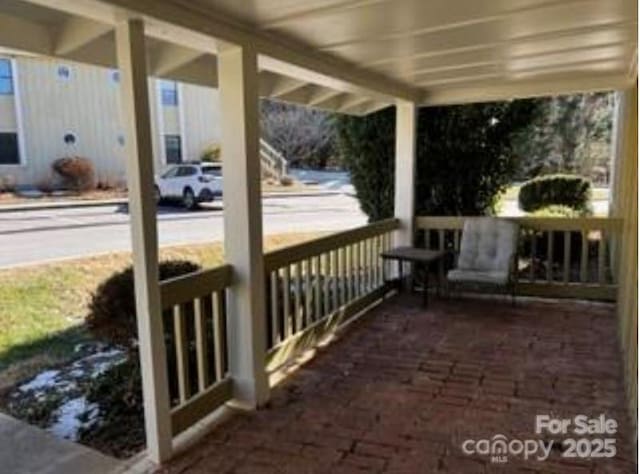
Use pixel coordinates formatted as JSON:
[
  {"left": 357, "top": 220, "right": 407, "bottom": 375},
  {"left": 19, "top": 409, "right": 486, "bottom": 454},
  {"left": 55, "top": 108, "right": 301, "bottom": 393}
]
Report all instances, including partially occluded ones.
[{"left": 0, "top": 0, "right": 636, "bottom": 114}]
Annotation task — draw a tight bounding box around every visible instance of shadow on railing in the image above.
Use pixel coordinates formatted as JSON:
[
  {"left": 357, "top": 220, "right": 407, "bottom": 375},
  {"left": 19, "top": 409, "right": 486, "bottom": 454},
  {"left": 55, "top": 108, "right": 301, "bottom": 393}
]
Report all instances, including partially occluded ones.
[
  {"left": 263, "top": 218, "right": 400, "bottom": 372},
  {"left": 159, "top": 264, "right": 233, "bottom": 436},
  {"left": 415, "top": 216, "right": 623, "bottom": 301}
]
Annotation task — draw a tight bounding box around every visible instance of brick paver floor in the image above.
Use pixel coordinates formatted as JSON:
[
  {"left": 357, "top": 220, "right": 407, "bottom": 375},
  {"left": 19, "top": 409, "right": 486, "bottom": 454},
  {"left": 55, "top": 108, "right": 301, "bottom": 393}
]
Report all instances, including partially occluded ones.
[{"left": 159, "top": 295, "right": 636, "bottom": 474}]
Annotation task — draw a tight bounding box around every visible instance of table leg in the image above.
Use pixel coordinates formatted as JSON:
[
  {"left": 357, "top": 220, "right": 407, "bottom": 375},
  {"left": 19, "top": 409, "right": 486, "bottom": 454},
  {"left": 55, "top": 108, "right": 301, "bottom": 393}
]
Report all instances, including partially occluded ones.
[{"left": 398, "top": 260, "right": 404, "bottom": 291}]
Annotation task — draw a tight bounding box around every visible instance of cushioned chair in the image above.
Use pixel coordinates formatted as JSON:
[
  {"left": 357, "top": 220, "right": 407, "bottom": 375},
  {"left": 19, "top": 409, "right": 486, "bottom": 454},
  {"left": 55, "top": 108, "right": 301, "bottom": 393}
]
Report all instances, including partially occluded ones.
[{"left": 447, "top": 217, "right": 519, "bottom": 304}]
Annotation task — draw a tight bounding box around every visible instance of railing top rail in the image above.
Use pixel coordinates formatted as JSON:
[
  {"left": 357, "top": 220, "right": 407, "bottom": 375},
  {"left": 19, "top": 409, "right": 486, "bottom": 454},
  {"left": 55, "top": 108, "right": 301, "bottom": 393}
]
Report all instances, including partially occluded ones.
[
  {"left": 415, "top": 215, "right": 623, "bottom": 232},
  {"left": 264, "top": 218, "right": 400, "bottom": 270},
  {"left": 160, "top": 264, "right": 233, "bottom": 309}
]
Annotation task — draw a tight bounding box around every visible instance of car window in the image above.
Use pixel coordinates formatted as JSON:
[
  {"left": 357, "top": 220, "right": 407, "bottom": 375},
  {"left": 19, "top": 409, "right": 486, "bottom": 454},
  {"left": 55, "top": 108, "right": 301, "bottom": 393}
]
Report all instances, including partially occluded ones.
[
  {"left": 178, "top": 166, "right": 197, "bottom": 177},
  {"left": 161, "top": 166, "right": 179, "bottom": 178},
  {"left": 202, "top": 166, "right": 222, "bottom": 177}
]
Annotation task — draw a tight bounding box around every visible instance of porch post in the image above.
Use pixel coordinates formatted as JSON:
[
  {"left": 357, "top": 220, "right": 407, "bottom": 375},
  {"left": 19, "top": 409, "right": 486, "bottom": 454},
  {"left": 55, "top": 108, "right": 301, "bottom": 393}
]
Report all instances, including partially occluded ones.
[
  {"left": 115, "top": 19, "right": 172, "bottom": 462},
  {"left": 217, "top": 45, "right": 270, "bottom": 407},
  {"left": 394, "top": 101, "right": 418, "bottom": 246}
]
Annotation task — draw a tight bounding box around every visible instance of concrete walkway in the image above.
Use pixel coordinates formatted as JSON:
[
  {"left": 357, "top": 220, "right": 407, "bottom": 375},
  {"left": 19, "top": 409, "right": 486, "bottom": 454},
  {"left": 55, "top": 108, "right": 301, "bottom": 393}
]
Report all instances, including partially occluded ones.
[{"left": 0, "top": 413, "right": 121, "bottom": 474}]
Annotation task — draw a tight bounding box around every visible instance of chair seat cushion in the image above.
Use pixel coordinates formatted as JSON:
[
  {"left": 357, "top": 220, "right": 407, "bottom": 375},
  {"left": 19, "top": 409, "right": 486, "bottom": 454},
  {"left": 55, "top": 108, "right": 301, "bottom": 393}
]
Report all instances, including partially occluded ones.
[{"left": 447, "top": 269, "right": 509, "bottom": 285}]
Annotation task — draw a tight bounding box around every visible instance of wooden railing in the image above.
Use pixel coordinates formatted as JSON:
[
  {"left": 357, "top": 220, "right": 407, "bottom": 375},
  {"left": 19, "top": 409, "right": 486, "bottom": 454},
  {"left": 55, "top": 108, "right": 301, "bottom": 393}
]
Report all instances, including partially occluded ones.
[
  {"left": 415, "top": 216, "right": 623, "bottom": 301},
  {"left": 263, "top": 218, "right": 399, "bottom": 370},
  {"left": 260, "top": 138, "right": 288, "bottom": 178},
  {"left": 159, "top": 264, "right": 233, "bottom": 436}
]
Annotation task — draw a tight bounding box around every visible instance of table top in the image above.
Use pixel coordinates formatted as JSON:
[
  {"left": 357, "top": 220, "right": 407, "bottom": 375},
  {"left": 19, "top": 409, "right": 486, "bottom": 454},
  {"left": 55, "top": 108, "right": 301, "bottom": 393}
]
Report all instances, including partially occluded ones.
[{"left": 380, "top": 246, "right": 446, "bottom": 263}]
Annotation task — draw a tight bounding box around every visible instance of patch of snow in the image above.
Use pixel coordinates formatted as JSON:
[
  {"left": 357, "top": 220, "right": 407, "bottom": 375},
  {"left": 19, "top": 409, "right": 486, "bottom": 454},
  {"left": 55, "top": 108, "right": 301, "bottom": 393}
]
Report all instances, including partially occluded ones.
[
  {"left": 48, "top": 396, "right": 98, "bottom": 441},
  {"left": 19, "top": 370, "right": 60, "bottom": 392}
]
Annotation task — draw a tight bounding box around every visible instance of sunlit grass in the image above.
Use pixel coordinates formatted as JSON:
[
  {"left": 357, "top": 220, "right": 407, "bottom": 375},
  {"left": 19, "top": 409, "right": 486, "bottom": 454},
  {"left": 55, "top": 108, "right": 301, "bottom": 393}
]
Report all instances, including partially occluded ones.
[{"left": 0, "top": 232, "right": 323, "bottom": 388}]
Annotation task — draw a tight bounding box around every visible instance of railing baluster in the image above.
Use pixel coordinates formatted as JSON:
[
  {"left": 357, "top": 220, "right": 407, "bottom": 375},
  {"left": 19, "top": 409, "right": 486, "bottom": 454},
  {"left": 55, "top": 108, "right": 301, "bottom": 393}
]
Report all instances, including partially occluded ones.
[
  {"left": 580, "top": 231, "right": 589, "bottom": 283},
  {"left": 194, "top": 297, "right": 208, "bottom": 392},
  {"left": 438, "top": 229, "right": 445, "bottom": 285},
  {"left": 547, "top": 231, "right": 554, "bottom": 282},
  {"left": 173, "top": 304, "right": 189, "bottom": 403},
  {"left": 270, "top": 271, "right": 280, "bottom": 346},
  {"left": 338, "top": 247, "right": 346, "bottom": 306},
  {"left": 283, "top": 266, "right": 291, "bottom": 338},
  {"left": 323, "top": 252, "right": 331, "bottom": 314},
  {"left": 314, "top": 255, "right": 321, "bottom": 321},
  {"left": 598, "top": 231, "right": 607, "bottom": 284},
  {"left": 294, "top": 262, "right": 302, "bottom": 333},
  {"left": 304, "top": 259, "right": 312, "bottom": 328},
  {"left": 331, "top": 250, "right": 339, "bottom": 310},
  {"left": 346, "top": 245, "right": 353, "bottom": 302},
  {"left": 529, "top": 231, "right": 537, "bottom": 282},
  {"left": 563, "top": 231, "right": 571, "bottom": 283},
  {"left": 353, "top": 243, "right": 361, "bottom": 297},
  {"left": 212, "top": 291, "right": 225, "bottom": 380}
]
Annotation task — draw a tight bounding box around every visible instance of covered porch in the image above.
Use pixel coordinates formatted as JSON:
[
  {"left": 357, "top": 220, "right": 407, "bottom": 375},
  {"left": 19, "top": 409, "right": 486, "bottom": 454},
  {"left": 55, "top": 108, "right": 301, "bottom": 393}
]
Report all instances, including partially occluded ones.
[
  {"left": 159, "top": 295, "right": 636, "bottom": 473},
  {"left": 0, "top": 0, "right": 637, "bottom": 471}
]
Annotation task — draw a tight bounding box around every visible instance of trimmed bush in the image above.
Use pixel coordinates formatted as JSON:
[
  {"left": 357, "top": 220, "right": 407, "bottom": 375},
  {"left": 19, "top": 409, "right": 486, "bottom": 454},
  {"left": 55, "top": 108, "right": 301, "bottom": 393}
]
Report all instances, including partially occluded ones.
[
  {"left": 52, "top": 156, "right": 96, "bottom": 191},
  {"left": 200, "top": 143, "right": 221, "bottom": 162},
  {"left": 518, "top": 174, "right": 591, "bottom": 213},
  {"left": 86, "top": 260, "right": 200, "bottom": 349},
  {"left": 530, "top": 205, "right": 584, "bottom": 218}
]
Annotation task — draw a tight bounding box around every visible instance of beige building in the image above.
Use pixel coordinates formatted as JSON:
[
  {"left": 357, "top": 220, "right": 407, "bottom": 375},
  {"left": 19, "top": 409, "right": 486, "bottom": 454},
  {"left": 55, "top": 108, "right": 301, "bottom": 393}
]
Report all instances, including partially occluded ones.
[{"left": 0, "top": 53, "right": 221, "bottom": 187}]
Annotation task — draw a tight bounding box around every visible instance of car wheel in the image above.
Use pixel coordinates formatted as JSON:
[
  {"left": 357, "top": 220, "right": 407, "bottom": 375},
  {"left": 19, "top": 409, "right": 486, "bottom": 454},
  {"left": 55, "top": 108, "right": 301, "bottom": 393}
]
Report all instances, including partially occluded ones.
[
  {"left": 154, "top": 186, "right": 162, "bottom": 205},
  {"left": 182, "top": 187, "right": 197, "bottom": 210}
]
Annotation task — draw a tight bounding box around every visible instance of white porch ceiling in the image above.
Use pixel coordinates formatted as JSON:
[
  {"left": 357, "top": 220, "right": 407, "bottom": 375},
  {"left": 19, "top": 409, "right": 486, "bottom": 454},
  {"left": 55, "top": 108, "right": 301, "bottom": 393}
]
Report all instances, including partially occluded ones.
[{"left": 0, "top": 0, "right": 637, "bottom": 113}]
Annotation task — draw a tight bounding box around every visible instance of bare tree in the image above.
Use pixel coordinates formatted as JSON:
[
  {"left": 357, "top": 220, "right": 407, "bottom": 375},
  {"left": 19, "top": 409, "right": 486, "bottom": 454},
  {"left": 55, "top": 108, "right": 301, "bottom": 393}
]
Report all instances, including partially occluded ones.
[{"left": 260, "top": 100, "right": 336, "bottom": 169}]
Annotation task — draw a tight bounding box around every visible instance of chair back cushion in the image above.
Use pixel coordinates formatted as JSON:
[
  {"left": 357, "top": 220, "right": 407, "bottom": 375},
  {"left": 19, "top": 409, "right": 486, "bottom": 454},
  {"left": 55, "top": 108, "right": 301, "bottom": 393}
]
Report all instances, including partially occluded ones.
[{"left": 457, "top": 218, "right": 519, "bottom": 272}]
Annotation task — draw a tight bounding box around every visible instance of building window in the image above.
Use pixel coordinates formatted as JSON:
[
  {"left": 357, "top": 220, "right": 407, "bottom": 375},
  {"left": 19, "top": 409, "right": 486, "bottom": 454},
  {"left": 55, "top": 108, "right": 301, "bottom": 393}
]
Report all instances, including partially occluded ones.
[
  {"left": 57, "top": 65, "right": 71, "bottom": 80},
  {"left": 164, "top": 135, "right": 182, "bottom": 164},
  {"left": 109, "top": 69, "right": 120, "bottom": 83},
  {"left": 0, "top": 133, "right": 20, "bottom": 164},
  {"left": 0, "top": 59, "right": 13, "bottom": 95},
  {"left": 160, "top": 80, "right": 178, "bottom": 106}
]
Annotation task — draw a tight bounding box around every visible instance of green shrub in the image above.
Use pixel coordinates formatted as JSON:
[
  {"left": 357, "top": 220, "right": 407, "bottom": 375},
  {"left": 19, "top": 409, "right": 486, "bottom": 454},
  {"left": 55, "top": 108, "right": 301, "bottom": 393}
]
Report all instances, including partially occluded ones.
[
  {"left": 86, "top": 260, "right": 200, "bottom": 349},
  {"left": 200, "top": 143, "right": 221, "bottom": 162},
  {"left": 518, "top": 174, "right": 591, "bottom": 213},
  {"left": 52, "top": 156, "right": 96, "bottom": 192},
  {"left": 79, "top": 358, "right": 145, "bottom": 458},
  {"left": 530, "top": 205, "right": 584, "bottom": 218}
]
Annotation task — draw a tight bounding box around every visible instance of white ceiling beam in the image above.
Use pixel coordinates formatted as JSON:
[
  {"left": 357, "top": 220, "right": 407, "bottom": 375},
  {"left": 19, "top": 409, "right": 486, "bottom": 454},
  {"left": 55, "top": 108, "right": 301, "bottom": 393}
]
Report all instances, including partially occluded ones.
[
  {"left": 359, "top": 101, "right": 392, "bottom": 115},
  {"left": 0, "top": 11, "right": 51, "bottom": 56},
  {"left": 317, "top": 0, "right": 592, "bottom": 50},
  {"left": 422, "top": 72, "right": 635, "bottom": 106},
  {"left": 264, "top": 76, "right": 308, "bottom": 98},
  {"left": 268, "top": 84, "right": 315, "bottom": 104},
  {"left": 54, "top": 16, "right": 111, "bottom": 55},
  {"left": 307, "top": 87, "right": 343, "bottom": 106},
  {"left": 337, "top": 95, "right": 371, "bottom": 112},
  {"left": 363, "top": 20, "right": 636, "bottom": 68},
  {"left": 32, "top": 0, "right": 420, "bottom": 101},
  {"left": 161, "top": 54, "right": 218, "bottom": 87},
  {"left": 311, "top": 92, "right": 349, "bottom": 111},
  {"left": 149, "top": 43, "right": 204, "bottom": 76}
]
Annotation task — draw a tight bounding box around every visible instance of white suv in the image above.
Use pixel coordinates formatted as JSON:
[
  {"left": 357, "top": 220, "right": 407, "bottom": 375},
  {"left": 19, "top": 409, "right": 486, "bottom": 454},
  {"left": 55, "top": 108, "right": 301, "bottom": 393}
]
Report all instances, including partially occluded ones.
[{"left": 155, "top": 162, "right": 223, "bottom": 209}]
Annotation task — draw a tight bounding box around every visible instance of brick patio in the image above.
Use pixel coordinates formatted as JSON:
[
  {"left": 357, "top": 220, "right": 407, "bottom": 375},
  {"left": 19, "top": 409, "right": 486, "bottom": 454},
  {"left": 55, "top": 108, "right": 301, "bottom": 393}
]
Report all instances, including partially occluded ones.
[{"left": 159, "top": 295, "right": 636, "bottom": 474}]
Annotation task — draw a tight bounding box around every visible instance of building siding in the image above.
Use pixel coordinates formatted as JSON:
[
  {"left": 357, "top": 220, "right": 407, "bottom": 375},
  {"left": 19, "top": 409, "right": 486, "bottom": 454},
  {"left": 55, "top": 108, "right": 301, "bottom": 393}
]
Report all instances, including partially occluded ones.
[{"left": 0, "top": 55, "right": 221, "bottom": 187}]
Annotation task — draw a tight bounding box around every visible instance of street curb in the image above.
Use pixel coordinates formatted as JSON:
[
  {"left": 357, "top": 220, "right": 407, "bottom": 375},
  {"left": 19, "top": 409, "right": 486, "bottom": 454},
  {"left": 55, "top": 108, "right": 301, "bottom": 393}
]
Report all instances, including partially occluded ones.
[
  {"left": 0, "top": 198, "right": 128, "bottom": 212},
  {"left": 0, "top": 190, "right": 352, "bottom": 212}
]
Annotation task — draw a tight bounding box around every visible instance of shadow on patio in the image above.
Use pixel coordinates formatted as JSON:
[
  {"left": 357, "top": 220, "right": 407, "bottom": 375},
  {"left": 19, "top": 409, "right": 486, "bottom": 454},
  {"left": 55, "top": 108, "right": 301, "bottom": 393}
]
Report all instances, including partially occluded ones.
[{"left": 159, "top": 294, "right": 635, "bottom": 474}]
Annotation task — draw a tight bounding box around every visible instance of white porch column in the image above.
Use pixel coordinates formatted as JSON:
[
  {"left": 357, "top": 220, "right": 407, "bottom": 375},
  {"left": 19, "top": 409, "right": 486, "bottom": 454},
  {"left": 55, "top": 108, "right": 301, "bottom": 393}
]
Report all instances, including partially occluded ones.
[
  {"left": 218, "top": 45, "right": 270, "bottom": 407},
  {"left": 394, "top": 101, "right": 418, "bottom": 246},
  {"left": 116, "top": 19, "right": 172, "bottom": 462}
]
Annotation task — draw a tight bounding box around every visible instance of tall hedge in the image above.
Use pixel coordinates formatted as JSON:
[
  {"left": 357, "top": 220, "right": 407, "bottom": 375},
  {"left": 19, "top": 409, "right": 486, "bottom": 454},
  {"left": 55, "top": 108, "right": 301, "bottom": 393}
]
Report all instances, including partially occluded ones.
[
  {"left": 336, "top": 99, "right": 543, "bottom": 220},
  {"left": 518, "top": 174, "right": 592, "bottom": 213}
]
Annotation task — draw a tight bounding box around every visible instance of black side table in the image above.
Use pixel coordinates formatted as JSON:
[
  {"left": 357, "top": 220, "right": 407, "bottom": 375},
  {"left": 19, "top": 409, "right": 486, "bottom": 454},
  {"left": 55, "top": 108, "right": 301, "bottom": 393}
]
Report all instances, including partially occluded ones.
[{"left": 381, "top": 246, "right": 446, "bottom": 307}]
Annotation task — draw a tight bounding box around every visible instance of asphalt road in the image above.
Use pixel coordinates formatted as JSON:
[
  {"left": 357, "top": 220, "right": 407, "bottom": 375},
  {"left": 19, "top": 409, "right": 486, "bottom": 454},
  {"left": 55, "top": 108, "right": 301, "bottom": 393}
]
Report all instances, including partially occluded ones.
[{"left": 0, "top": 194, "right": 367, "bottom": 268}]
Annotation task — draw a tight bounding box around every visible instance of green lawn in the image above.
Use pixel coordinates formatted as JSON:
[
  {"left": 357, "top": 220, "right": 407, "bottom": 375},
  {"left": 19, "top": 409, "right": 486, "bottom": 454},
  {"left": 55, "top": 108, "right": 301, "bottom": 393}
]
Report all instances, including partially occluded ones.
[{"left": 0, "top": 232, "right": 321, "bottom": 390}]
